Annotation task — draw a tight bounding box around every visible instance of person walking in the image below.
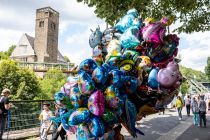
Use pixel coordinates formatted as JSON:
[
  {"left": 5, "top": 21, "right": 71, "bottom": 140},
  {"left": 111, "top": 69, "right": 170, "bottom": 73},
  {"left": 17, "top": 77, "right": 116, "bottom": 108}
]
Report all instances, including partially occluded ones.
[
  {"left": 191, "top": 97, "right": 200, "bottom": 126},
  {"left": 185, "top": 95, "right": 191, "bottom": 116},
  {"left": 175, "top": 96, "right": 184, "bottom": 120},
  {"left": 0, "top": 88, "right": 12, "bottom": 140},
  {"left": 51, "top": 104, "right": 66, "bottom": 140},
  {"left": 198, "top": 96, "right": 207, "bottom": 128},
  {"left": 39, "top": 102, "right": 53, "bottom": 140}
]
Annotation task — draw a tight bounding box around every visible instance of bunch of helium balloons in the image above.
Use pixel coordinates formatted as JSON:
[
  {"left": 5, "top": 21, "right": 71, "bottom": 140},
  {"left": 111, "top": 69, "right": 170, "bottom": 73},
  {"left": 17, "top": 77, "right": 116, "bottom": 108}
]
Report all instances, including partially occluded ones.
[{"left": 51, "top": 8, "right": 183, "bottom": 140}]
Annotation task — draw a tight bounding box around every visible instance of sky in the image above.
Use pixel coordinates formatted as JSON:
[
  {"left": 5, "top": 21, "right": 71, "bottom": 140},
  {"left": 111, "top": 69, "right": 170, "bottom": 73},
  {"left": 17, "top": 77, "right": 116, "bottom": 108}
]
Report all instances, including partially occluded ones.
[{"left": 0, "top": 0, "right": 209, "bottom": 72}]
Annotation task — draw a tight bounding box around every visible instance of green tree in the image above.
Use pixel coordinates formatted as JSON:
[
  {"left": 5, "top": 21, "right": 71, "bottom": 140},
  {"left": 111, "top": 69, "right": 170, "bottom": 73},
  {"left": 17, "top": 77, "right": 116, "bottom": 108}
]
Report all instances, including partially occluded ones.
[
  {"left": 0, "top": 45, "right": 16, "bottom": 60},
  {"left": 39, "top": 69, "right": 66, "bottom": 99},
  {"left": 77, "top": 0, "right": 210, "bottom": 33},
  {"left": 179, "top": 65, "right": 208, "bottom": 94},
  {"left": 180, "top": 65, "right": 208, "bottom": 82},
  {"left": 64, "top": 56, "right": 70, "bottom": 62},
  {"left": 0, "top": 60, "right": 40, "bottom": 100},
  {"left": 205, "top": 56, "right": 210, "bottom": 81}
]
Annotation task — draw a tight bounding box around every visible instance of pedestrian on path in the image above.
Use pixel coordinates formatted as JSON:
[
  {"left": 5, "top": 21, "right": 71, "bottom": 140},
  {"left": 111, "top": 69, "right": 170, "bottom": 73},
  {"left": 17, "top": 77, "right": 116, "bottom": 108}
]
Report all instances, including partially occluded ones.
[
  {"left": 198, "top": 96, "right": 207, "bottom": 128},
  {"left": 51, "top": 104, "right": 66, "bottom": 140},
  {"left": 39, "top": 102, "right": 53, "bottom": 140},
  {"left": 0, "top": 88, "right": 12, "bottom": 140},
  {"left": 184, "top": 95, "right": 191, "bottom": 116},
  {"left": 191, "top": 97, "right": 200, "bottom": 126},
  {"left": 175, "top": 96, "right": 184, "bottom": 120}
]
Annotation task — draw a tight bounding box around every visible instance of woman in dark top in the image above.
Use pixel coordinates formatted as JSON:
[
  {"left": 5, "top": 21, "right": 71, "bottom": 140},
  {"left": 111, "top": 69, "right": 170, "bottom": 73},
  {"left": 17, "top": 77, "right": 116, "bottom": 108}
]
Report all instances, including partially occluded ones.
[{"left": 0, "top": 88, "right": 11, "bottom": 140}]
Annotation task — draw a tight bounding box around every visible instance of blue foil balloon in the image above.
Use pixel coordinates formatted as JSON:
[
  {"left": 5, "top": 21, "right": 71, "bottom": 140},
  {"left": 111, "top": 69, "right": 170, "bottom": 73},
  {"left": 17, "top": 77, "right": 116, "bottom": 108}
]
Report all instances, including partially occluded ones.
[
  {"left": 54, "top": 92, "right": 73, "bottom": 109},
  {"left": 70, "top": 86, "right": 86, "bottom": 109},
  {"left": 88, "top": 117, "right": 105, "bottom": 138},
  {"left": 78, "top": 71, "right": 95, "bottom": 95},
  {"left": 76, "top": 124, "right": 93, "bottom": 140},
  {"left": 109, "top": 70, "right": 124, "bottom": 88},
  {"left": 124, "top": 76, "right": 138, "bottom": 93},
  {"left": 92, "top": 64, "right": 111, "bottom": 85},
  {"left": 89, "top": 27, "right": 103, "bottom": 48},
  {"left": 69, "top": 108, "right": 91, "bottom": 126},
  {"left": 124, "top": 99, "right": 144, "bottom": 137},
  {"left": 114, "top": 8, "right": 141, "bottom": 33},
  {"left": 148, "top": 68, "right": 160, "bottom": 89},
  {"left": 120, "top": 26, "right": 141, "bottom": 49},
  {"left": 79, "top": 59, "right": 97, "bottom": 74}
]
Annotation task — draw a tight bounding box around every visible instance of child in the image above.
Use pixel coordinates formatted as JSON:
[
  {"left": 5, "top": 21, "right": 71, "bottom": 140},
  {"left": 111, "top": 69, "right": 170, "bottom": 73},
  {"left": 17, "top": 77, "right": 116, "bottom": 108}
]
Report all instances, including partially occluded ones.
[{"left": 39, "top": 102, "right": 53, "bottom": 140}]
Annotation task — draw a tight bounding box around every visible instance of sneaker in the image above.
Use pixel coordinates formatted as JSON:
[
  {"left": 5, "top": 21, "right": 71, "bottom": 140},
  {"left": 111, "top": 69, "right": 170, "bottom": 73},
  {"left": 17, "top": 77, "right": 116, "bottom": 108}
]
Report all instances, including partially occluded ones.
[{"left": 179, "top": 118, "right": 182, "bottom": 120}]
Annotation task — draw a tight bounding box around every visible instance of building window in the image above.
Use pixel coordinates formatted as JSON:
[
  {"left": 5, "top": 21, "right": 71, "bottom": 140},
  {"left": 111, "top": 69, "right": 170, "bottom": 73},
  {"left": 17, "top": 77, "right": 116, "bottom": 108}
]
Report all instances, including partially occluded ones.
[
  {"left": 39, "top": 21, "right": 44, "bottom": 27},
  {"left": 51, "top": 22, "right": 56, "bottom": 30},
  {"left": 20, "top": 57, "right": 27, "bottom": 62}
]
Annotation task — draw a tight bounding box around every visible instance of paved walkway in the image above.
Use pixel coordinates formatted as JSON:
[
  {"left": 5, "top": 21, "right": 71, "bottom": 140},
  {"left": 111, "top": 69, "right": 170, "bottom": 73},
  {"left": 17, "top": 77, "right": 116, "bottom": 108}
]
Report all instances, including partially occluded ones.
[{"left": 6, "top": 107, "right": 210, "bottom": 140}]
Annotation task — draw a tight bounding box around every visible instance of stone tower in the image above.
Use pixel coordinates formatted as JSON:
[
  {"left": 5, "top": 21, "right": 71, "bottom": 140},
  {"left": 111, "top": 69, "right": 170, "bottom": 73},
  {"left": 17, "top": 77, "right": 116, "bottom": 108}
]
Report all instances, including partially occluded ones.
[{"left": 34, "top": 7, "right": 59, "bottom": 62}]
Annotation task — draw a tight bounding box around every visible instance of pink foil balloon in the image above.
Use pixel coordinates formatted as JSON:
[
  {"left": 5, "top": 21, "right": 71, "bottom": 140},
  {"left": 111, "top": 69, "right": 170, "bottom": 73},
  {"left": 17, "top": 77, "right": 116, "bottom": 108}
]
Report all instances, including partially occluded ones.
[
  {"left": 157, "top": 62, "right": 182, "bottom": 88},
  {"left": 88, "top": 90, "right": 105, "bottom": 116}
]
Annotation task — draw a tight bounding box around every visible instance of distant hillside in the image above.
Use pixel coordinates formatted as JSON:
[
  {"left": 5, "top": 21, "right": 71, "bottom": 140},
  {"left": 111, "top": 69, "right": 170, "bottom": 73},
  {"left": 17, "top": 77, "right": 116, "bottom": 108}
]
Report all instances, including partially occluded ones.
[{"left": 180, "top": 65, "right": 208, "bottom": 82}]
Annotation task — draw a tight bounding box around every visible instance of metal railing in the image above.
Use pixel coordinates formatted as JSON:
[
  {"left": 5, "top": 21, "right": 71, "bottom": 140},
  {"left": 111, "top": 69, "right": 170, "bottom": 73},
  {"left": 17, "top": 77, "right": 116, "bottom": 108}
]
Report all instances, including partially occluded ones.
[
  {"left": 17, "top": 62, "right": 75, "bottom": 72},
  {"left": 6, "top": 100, "right": 54, "bottom": 132}
]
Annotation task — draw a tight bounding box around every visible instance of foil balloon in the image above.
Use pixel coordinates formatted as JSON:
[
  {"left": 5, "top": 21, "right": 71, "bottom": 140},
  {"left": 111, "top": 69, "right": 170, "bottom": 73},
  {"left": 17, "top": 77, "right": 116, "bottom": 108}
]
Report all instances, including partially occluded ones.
[
  {"left": 54, "top": 92, "right": 73, "bottom": 109},
  {"left": 108, "top": 70, "right": 124, "bottom": 88},
  {"left": 157, "top": 61, "right": 182, "bottom": 88},
  {"left": 120, "top": 26, "right": 141, "bottom": 49},
  {"left": 92, "top": 45, "right": 103, "bottom": 66},
  {"left": 69, "top": 108, "right": 90, "bottom": 126},
  {"left": 88, "top": 90, "right": 105, "bottom": 116},
  {"left": 102, "top": 109, "right": 118, "bottom": 126},
  {"left": 78, "top": 71, "right": 95, "bottom": 95},
  {"left": 148, "top": 68, "right": 159, "bottom": 89},
  {"left": 106, "top": 39, "right": 121, "bottom": 59},
  {"left": 142, "top": 21, "right": 166, "bottom": 45},
  {"left": 138, "top": 56, "right": 152, "bottom": 69},
  {"left": 66, "top": 76, "right": 78, "bottom": 84},
  {"left": 70, "top": 86, "right": 86, "bottom": 108},
  {"left": 76, "top": 124, "right": 93, "bottom": 140},
  {"left": 79, "top": 59, "right": 97, "bottom": 74},
  {"left": 123, "top": 76, "right": 138, "bottom": 94},
  {"left": 119, "top": 59, "right": 137, "bottom": 76},
  {"left": 104, "top": 86, "right": 120, "bottom": 109},
  {"left": 152, "top": 34, "right": 179, "bottom": 62},
  {"left": 89, "top": 27, "right": 103, "bottom": 48},
  {"left": 114, "top": 8, "right": 142, "bottom": 33},
  {"left": 61, "top": 77, "right": 78, "bottom": 96},
  {"left": 160, "top": 16, "right": 174, "bottom": 26},
  {"left": 122, "top": 99, "right": 144, "bottom": 137},
  {"left": 88, "top": 117, "right": 105, "bottom": 137},
  {"left": 101, "top": 27, "right": 122, "bottom": 46},
  {"left": 105, "top": 56, "right": 121, "bottom": 69},
  {"left": 92, "top": 64, "right": 110, "bottom": 85}
]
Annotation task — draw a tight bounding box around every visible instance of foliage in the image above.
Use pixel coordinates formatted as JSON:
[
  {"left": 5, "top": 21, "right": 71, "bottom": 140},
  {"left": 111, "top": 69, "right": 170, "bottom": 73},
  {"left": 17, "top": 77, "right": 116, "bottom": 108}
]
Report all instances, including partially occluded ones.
[
  {"left": 0, "top": 60, "right": 40, "bottom": 100},
  {"left": 180, "top": 65, "right": 208, "bottom": 82},
  {"left": 205, "top": 56, "right": 210, "bottom": 81},
  {"left": 39, "top": 69, "right": 66, "bottom": 99},
  {"left": 0, "top": 45, "right": 16, "bottom": 60},
  {"left": 77, "top": 0, "right": 210, "bottom": 33},
  {"left": 180, "top": 65, "right": 208, "bottom": 94},
  {"left": 64, "top": 56, "right": 70, "bottom": 62}
]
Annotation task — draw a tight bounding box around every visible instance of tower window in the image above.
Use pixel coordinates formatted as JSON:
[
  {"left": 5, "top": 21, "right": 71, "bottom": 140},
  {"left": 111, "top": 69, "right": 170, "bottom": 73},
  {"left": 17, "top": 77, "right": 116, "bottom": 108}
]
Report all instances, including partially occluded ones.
[
  {"left": 39, "top": 21, "right": 44, "bottom": 27},
  {"left": 51, "top": 22, "right": 56, "bottom": 30}
]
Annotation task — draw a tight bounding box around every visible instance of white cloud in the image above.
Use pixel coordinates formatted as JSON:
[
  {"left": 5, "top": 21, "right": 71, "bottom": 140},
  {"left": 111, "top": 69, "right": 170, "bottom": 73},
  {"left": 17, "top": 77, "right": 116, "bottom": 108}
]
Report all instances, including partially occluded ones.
[
  {"left": 63, "top": 22, "right": 106, "bottom": 65},
  {"left": 179, "top": 31, "right": 210, "bottom": 72}
]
